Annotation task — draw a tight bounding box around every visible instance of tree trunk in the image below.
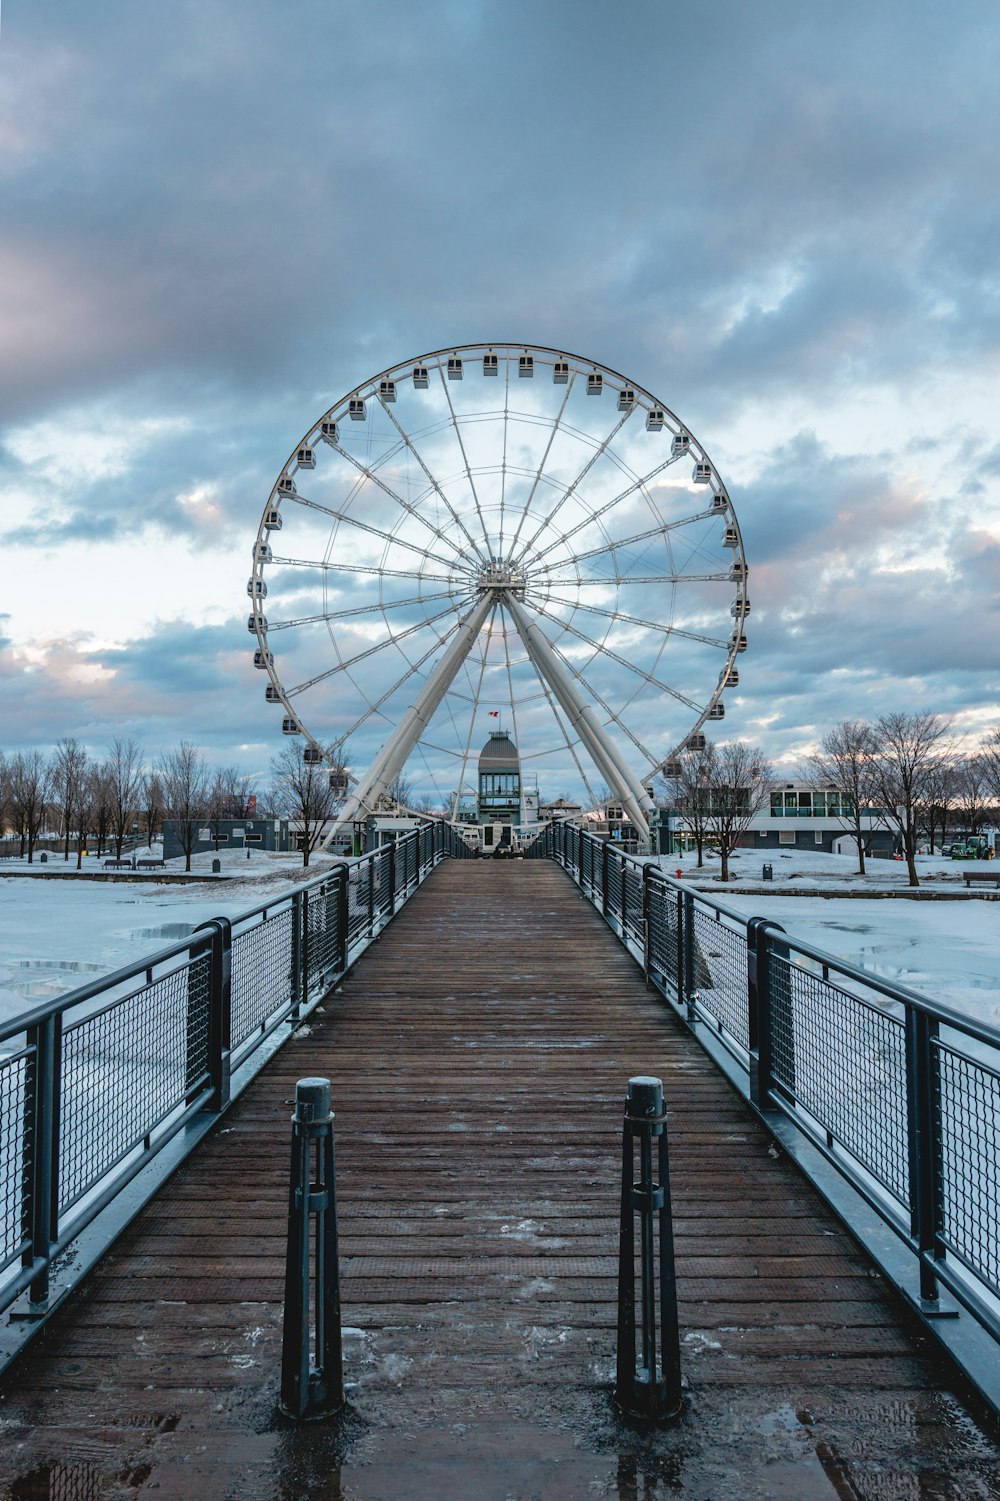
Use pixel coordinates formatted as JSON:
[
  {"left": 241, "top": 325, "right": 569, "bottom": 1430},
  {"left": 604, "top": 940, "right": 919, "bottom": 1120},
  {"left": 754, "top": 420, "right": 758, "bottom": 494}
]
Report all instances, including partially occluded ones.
[{"left": 720, "top": 843, "right": 730, "bottom": 881}]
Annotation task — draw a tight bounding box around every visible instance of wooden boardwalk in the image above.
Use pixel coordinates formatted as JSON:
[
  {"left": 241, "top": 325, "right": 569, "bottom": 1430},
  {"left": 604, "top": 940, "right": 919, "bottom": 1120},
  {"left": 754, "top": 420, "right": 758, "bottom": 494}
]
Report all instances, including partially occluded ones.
[{"left": 1, "top": 860, "right": 998, "bottom": 1500}]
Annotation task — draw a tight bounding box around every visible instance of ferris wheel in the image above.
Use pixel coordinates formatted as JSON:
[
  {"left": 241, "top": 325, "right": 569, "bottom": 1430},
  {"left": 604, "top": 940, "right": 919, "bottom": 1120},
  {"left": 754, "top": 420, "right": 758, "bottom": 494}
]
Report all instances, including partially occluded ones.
[{"left": 247, "top": 343, "right": 748, "bottom": 841}]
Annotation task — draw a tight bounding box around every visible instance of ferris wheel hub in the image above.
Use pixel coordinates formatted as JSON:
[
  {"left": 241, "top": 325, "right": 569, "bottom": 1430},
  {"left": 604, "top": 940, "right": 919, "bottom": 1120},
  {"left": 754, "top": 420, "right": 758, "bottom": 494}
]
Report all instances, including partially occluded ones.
[{"left": 475, "top": 559, "right": 527, "bottom": 601}]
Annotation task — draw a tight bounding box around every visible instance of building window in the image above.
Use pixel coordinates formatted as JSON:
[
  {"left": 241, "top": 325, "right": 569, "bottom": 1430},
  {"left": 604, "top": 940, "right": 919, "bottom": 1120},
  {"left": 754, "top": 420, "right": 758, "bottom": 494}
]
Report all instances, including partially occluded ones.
[
  {"left": 245, "top": 833, "right": 263, "bottom": 843},
  {"left": 814, "top": 831, "right": 823, "bottom": 844},
  {"left": 778, "top": 831, "right": 795, "bottom": 845}
]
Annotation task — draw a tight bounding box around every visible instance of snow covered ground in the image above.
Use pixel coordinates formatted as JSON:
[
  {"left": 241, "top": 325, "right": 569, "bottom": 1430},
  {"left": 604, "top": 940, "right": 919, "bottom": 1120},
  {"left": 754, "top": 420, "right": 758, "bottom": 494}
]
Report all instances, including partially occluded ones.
[
  {"left": 0, "top": 846, "right": 342, "bottom": 1026},
  {"left": 656, "top": 846, "right": 1000, "bottom": 1031}
]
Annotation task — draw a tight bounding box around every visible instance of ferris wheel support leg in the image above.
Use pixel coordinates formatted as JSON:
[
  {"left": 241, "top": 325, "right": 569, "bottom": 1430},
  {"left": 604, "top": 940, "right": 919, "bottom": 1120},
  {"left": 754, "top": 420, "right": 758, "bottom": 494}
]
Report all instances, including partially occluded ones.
[
  {"left": 320, "top": 594, "right": 495, "bottom": 848},
  {"left": 503, "top": 596, "right": 652, "bottom": 841}
]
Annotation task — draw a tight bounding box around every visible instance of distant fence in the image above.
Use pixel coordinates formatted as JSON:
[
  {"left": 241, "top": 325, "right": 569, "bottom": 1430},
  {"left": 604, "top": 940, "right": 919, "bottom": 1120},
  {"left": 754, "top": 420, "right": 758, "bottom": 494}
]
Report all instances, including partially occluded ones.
[
  {"left": 0, "top": 821, "right": 469, "bottom": 1370},
  {"left": 529, "top": 820, "right": 1000, "bottom": 1402}
]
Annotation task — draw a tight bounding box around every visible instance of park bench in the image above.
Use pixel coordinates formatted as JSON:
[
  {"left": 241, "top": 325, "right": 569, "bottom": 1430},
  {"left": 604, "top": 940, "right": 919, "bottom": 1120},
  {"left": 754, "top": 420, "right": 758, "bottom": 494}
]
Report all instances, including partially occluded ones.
[
  {"left": 136, "top": 858, "right": 165, "bottom": 869},
  {"left": 962, "top": 869, "right": 1000, "bottom": 888},
  {"left": 103, "top": 859, "right": 132, "bottom": 869}
]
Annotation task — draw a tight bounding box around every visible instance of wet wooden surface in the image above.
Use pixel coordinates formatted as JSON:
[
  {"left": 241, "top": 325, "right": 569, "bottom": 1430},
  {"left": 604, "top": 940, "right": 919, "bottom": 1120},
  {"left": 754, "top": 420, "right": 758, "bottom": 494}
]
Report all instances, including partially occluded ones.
[{"left": 1, "top": 859, "right": 998, "bottom": 1500}]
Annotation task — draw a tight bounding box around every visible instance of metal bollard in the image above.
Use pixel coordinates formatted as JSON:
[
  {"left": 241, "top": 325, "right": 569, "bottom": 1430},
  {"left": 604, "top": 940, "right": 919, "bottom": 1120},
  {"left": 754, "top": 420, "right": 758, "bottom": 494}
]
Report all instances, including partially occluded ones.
[
  {"left": 615, "top": 1076, "right": 683, "bottom": 1422},
  {"left": 280, "top": 1078, "right": 345, "bottom": 1419}
]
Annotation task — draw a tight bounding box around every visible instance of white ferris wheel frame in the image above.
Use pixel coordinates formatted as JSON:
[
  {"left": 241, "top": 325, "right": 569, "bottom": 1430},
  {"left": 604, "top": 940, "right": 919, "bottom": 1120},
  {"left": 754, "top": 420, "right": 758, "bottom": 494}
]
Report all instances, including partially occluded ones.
[{"left": 247, "top": 342, "right": 749, "bottom": 844}]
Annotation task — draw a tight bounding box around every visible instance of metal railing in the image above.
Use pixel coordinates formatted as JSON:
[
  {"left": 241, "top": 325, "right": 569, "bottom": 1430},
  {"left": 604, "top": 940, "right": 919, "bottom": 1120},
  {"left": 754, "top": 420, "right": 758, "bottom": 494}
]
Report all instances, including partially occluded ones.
[
  {"left": 0, "top": 821, "right": 469, "bottom": 1370},
  {"left": 529, "top": 820, "right": 1000, "bottom": 1406}
]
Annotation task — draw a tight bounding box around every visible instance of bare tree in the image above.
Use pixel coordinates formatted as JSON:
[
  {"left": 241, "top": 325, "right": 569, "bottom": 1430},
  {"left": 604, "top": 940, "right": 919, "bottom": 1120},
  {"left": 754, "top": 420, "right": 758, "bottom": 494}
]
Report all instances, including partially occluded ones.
[
  {"left": 207, "top": 763, "right": 252, "bottom": 850},
  {"left": 107, "top": 737, "right": 145, "bottom": 858},
  {"left": 382, "top": 771, "right": 414, "bottom": 812},
  {"left": 0, "top": 753, "right": 10, "bottom": 850},
  {"left": 919, "top": 757, "right": 960, "bottom": 855},
  {"left": 269, "top": 744, "right": 336, "bottom": 867},
  {"left": 954, "top": 754, "right": 993, "bottom": 839},
  {"left": 870, "top": 712, "right": 952, "bottom": 887},
  {"left": 159, "top": 743, "right": 209, "bottom": 871},
  {"left": 9, "top": 751, "right": 52, "bottom": 863},
  {"left": 659, "top": 743, "right": 717, "bottom": 867},
  {"left": 140, "top": 767, "right": 165, "bottom": 849},
  {"left": 50, "top": 738, "right": 89, "bottom": 862},
  {"left": 88, "top": 763, "right": 115, "bottom": 858},
  {"left": 700, "top": 741, "right": 773, "bottom": 881},
  {"left": 809, "top": 720, "right": 881, "bottom": 875},
  {"left": 982, "top": 726, "right": 1000, "bottom": 809}
]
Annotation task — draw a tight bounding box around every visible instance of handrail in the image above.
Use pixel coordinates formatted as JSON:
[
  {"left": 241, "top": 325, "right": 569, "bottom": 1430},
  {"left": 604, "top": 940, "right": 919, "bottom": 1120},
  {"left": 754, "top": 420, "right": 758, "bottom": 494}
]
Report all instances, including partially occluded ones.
[
  {"left": 0, "top": 821, "right": 470, "bottom": 1372},
  {"left": 527, "top": 818, "right": 1000, "bottom": 1413}
]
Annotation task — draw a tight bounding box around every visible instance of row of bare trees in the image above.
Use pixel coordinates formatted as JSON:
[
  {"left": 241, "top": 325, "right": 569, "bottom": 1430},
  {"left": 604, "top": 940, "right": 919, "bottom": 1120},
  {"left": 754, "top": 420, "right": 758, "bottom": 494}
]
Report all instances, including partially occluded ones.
[
  {"left": 811, "top": 714, "right": 1000, "bottom": 885},
  {"left": 0, "top": 737, "right": 356, "bottom": 872},
  {"left": 0, "top": 739, "right": 256, "bottom": 871}
]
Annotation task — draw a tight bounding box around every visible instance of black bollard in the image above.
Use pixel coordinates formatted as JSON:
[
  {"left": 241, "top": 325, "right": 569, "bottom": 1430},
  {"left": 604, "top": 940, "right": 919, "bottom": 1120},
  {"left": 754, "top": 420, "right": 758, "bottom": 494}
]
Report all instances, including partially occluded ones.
[
  {"left": 280, "top": 1077, "right": 345, "bottom": 1419},
  {"left": 615, "top": 1075, "right": 683, "bottom": 1421}
]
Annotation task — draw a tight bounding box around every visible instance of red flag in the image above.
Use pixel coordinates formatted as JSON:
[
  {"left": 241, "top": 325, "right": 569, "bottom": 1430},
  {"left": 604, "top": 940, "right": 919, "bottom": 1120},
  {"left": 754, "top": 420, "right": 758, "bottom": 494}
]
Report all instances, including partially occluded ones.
[{"left": 489, "top": 711, "right": 499, "bottom": 718}]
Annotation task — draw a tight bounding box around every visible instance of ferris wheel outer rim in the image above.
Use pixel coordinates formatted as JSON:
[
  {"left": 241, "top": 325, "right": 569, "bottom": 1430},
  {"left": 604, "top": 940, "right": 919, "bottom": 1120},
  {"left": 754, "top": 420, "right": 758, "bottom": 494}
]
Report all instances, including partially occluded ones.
[{"left": 249, "top": 341, "right": 748, "bottom": 788}]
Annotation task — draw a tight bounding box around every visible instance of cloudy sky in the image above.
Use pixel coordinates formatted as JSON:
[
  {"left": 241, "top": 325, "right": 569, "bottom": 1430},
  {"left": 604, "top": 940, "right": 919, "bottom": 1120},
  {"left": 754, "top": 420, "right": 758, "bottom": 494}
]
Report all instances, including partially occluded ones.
[{"left": 2, "top": 0, "right": 999, "bottom": 803}]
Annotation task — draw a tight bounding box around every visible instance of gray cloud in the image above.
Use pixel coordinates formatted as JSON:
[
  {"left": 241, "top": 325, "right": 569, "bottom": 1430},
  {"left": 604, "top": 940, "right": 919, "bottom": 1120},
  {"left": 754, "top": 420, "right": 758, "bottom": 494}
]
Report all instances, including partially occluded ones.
[{"left": 2, "top": 0, "right": 999, "bottom": 791}]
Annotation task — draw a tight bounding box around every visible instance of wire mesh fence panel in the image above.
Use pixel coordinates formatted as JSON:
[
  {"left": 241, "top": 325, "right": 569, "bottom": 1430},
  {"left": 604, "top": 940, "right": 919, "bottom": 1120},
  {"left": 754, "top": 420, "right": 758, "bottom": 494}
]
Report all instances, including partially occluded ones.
[
  {"left": 605, "top": 857, "right": 623, "bottom": 925},
  {"left": 646, "top": 882, "right": 680, "bottom": 989},
  {"left": 936, "top": 1043, "right": 1000, "bottom": 1297},
  {"left": 0, "top": 1048, "right": 30, "bottom": 1274},
  {"left": 769, "top": 956, "right": 910, "bottom": 1207},
  {"left": 622, "top": 865, "right": 644, "bottom": 946},
  {"left": 374, "top": 848, "right": 392, "bottom": 920},
  {"left": 306, "top": 882, "right": 342, "bottom": 996},
  {"left": 347, "top": 861, "right": 376, "bottom": 945},
  {"left": 688, "top": 904, "right": 749, "bottom": 1048},
  {"left": 59, "top": 954, "right": 211, "bottom": 1215},
  {"left": 584, "top": 838, "right": 598, "bottom": 898},
  {"left": 231, "top": 908, "right": 294, "bottom": 1050}
]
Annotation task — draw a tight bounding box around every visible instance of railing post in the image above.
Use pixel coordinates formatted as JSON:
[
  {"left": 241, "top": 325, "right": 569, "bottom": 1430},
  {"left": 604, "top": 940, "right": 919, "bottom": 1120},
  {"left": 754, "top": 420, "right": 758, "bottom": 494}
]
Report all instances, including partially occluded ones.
[
  {"left": 906, "top": 1009, "right": 944, "bottom": 1305},
  {"left": 601, "top": 840, "right": 610, "bottom": 918},
  {"left": 367, "top": 855, "right": 376, "bottom": 938},
  {"left": 193, "top": 919, "right": 231, "bottom": 1111},
  {"left": 748, "top": 917, "right": 787, "bottom": 1110},
  {"left": 19, "top": 1012, "right": 62, "bottom": 1315},
  {"left": 280, "top": 1078, "right": 345, "bottom": 1420},
  {"left": 387, "top": 840, "right": 397, "bottom": 917},
  {"left": 615, "top": 1076, "right": 682, "bottom": 1422}
]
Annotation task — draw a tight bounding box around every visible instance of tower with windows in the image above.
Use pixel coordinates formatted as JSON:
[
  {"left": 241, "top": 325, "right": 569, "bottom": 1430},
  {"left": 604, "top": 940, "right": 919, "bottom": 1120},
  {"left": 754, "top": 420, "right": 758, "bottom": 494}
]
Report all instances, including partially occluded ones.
[{"left": 477, "top": 731, "right": 522, "bottom": 824}]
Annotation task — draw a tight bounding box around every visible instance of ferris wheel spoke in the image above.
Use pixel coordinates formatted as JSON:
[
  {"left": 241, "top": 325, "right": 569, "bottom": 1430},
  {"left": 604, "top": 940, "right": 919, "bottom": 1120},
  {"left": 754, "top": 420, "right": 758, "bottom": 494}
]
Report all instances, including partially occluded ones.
[
  {"left": 338, "top": 619, "right": 472, "bottom": 742},
  {"left": 525, "top": 599, "right": 703, "bottom": 713},
  {"left": 517, "top": 452, "right": 685, "bottom": 570},
  {"left": 537, "top": 511, "right": 709, "bottom": 574},
  {"left": 290, "top": 492, "right": 462, "bottom": 573},
  {"left": 332, "top": 433, "right": 478, "bottom": 566},
  {"left": 513, "top": 404, "right": 636, "bottom": 566},
  {"left": 540, "top": 595, "right": 730, "bottom": 650},
  {"left": 377, "top": 395, "right": 490, "bottom": 565},
  {"left": 497, "top": 361, "right": 511, "bottom": 562},
  {"left": 270, "top": 555, "right": 461, "bottom": 584},
  {"left": 324, "top": 587, "right": 474, "bottom": 624},
  {"left": 504, "top": 373, "right": 576, "bottom": 559},
  {"left": 538, "top": 571, "right": 731, "bottom": 587},
  {"left": 437, "top": 365, "right": 493, "bottom": 556},
  {"left": 284, "top": 601, "right": 462, "bottom": 697}
]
